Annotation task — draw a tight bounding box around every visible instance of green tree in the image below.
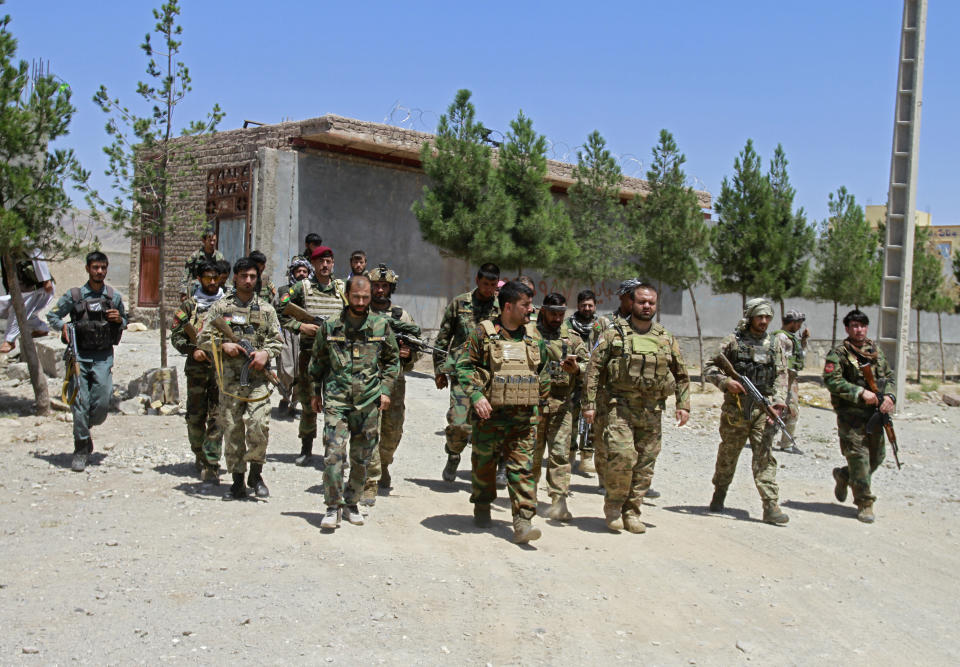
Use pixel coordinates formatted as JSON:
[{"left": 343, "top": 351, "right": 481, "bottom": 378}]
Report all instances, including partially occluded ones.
[
  {"left": 490, "top": 110, "right": 577, "bottom": 273},
  {"left": 564, "top": 130, "right": 626, "bottom": 284},
  {"left": 94, "top": 0, "right": 223, "bottom": 368},
  {"left": 413, "top": 89, "right": 513, "bottom": 268},
  {"left": 766, "top": 144, "right": 814, "bottom": 315},
  {"left": 0, "top": 9, "right": 97, "bottom": 415},
  {"left": 811, "top": 187, "right": 881, "bottom": 346},
  {"left": 709, "top": 139, "right": 777, "bottom": 308},
  {"left": 629, "top": 129, "right": 711, "bottom": 386},
  {"left": 911, "top": 225, "right": 944, "bottom": 382}
]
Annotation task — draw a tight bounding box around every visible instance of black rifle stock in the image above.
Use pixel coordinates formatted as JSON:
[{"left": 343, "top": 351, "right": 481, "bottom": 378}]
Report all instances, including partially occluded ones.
[
  {"left": 210, "top": 317, "right": 284, "bottom": 392},
  {"left": 860, "top": 363, "right": 902, "bottom": 470}
]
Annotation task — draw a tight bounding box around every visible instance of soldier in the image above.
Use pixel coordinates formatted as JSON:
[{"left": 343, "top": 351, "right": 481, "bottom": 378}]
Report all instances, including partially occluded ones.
[
  {"left": 179, "top": 226, "right": 225, "bottom": 301},
  {"left": 197, "top": 258, "right": 284, "bottom": 501},
  {"left": 293, "top": 233, "right": 324, "bottom": 264},
  {"left": 582, "top": 283, "right": 689, "bottom": 533},
  {"left": 532, "top": 293, "right": 587, "bottom": 521},
  {"left": 249, "top": 250, "right": 278, "bottom": 303},
  {"left": 774, "top": 309, "right": 808, "bottom": 455},
  {"left": 309, "top": 275, "right": 400, "bottom": 531},
  {"left": 170, "top": 261, "right": 224, "bottom": 485},
  {"left": 278, "top": 246, "right": 347, "bottom": 466},
  {"left": 47, "top": 251, "right": 127, "bottom": 472},
  {"left": 360, "top": 264, "right": 421, "bottom": 507},
  {"left": 823, "top": 309, "right": 895, "bottom": 524},
  {"left": 565, "top": 289, "right": 607, "bottom": 476},
  {"left": 455, "top": 280, "right": 550, "bottom": 544},
  {"left": 275, "top": 258, "right": 312, "bottom": 415},
  {"left": 347, "top": 250, "right": 367, "bottom": 281},
  {"left": 215, "top": 259, "right": 232, "bottom": 292},
  {"left": 515, "top": 275, "right": 537, "bottom": 322},
  {"left": 704, "top": 298, "right": 790, "bottom": 525},
  {"left": 434, "top": 263, "right": 501, "bottom": 482}
]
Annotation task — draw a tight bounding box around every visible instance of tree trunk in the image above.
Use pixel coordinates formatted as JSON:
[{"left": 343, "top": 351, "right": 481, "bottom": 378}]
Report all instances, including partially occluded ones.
[
  {"left": 831, "top": 300, "right": 838, "bottom": 348},
  {"left": 1, "top": 254, "right": 50, "bottom": 415},
  {"left": 938, "top": 310, "right": 946, "bottom": 382},
  {"left": 158, "top": 235, "right": 168, "bottom": 368},
  {"left": 156, "top": 44, "right": 175, "bottom": 370},
  {"left": 779, "top": 299, "right": 785, "bottom": 321},
  {"left": 740, "top": 292, "right": 746, "bottom": 311},
  {"left": 656, "top": 278, "right": 662, "bottom": 323},
  {"left": 915, "top": 308, "right": 921, "bottom": 384},
  {"left": 689, "top": 287, "right": 704, "bottom": 390}
]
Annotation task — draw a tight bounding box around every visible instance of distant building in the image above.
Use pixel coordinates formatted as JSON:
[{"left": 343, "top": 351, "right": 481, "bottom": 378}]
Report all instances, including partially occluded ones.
[{"left": 865, "top": 204, "right": 957, "bottom": 277}]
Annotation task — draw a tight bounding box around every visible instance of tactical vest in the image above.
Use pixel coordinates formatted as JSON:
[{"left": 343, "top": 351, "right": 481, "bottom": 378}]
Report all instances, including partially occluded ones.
[
  {"left": 543, "top": 323, "right": 577, "bottom": 399},
  {"left": 606, "top": 323, "right": 675, "bottom": 401},
  {"left": 223, "top": 298, "right": 269, "bottom": 349},
  {"left": 70, "top": 286, "right": 121, "bottom": 351},
  {"left": 776, "top": 329, "right": 805, "bottom": 372},
  {"left": 480, "top": 321, "right": 541, "bottom": 407},
  {"left": 301, "top": 278, "right": 346, "bottom": 321},
  {"left": 733, "top": 330, "right": 778, "bottom": 394}
]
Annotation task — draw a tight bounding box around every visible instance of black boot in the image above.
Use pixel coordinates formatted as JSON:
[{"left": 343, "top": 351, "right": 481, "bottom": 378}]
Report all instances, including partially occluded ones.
[
  {"left": 709, "top": 486, "right": 727, "bottom": 512},
  {"left": 379, "top": 464, "right": 392, "bottom": 490},
  {"left": 247, "top": 463, "right": 269, "bottom": 498},
  {"left": 496, "top": 460, "right": 507, "bottom": 489},
  {"left": 71, "top": 438, "right": 90, "bottom": 472},
  {"left": 295, "top": 437, "right": 313, "bottom": 466},
  {"left": 442, "top": 447, "right": 460, "bottom": 483},
  {"left": 223, "top": 473, "right": 248, "bottom": 501}
]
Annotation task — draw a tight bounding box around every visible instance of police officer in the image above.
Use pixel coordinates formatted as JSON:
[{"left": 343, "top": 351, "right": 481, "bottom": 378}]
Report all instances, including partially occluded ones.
[
  {"left": 703, "top": 298, "right": 789, "bottom": 525},
  {"left": 179, "top": 226, "right": 224, "bottom": 301},
  {"left": 774, "top": 309, "right": 808, "bottom": 455},
  {"left": 47, "top": 251, "right": 127, "bottom": 472}
]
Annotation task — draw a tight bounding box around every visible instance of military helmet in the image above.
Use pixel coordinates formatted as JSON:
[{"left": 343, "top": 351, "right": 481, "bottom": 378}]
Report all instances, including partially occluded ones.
[{"left": 366, "top": 263, "right": 399, "bottom": 292}]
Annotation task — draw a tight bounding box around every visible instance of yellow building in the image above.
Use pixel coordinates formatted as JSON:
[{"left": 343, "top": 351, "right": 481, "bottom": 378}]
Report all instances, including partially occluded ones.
[
  {"left": 865, "top": 205, "right": 958, "bottom": 276},
  {"left": 864, "top": 204, "right": 931, "bottom": 230}
]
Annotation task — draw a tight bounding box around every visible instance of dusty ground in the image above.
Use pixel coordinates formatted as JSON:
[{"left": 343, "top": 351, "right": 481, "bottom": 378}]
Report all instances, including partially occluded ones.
[{"left": 0, "top": 329, "right": 958, "bottom": 665}]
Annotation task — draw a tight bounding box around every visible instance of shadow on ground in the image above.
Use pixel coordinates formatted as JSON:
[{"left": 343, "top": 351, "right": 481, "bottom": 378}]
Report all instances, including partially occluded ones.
[
  {"left": 153, "top": 461, "right": 198, "bottom": 478},
  {"left": 782, "top": 499, "right": 858, "bottom": 519},
  {"left": 406, "top": 476, "right": 470, "bottom": 494},
  {"left": 0, "top": 393, "right": 38, "bottom": 416},
  {"left": 32, "top": 450, "right": 106, "bottom": 469},
  {"left": 663, "top": 504, "right": 763, "bottom": 524}
]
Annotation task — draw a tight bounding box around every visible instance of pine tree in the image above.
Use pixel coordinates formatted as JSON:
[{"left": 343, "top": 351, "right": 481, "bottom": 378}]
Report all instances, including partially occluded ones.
[
  {"left": 911, "top": 224, "right": 944, "bottom": 382},
  {"left": 564, "top": 131, "right": 626, "bottom": 284},
  {"left": 767, "top": 145, "right": 814, "bottom": 315},
  {"left": 94, "top": 0, "right": 224, "bottom": 368},
  {"left": 0, "top": 10, "right": 97, "bottom": 415}
]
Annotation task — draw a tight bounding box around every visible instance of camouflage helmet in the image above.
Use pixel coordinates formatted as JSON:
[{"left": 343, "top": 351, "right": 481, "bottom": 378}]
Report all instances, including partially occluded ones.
[{"left": 366, "top": 263, "right": 399, "bottom": 293}]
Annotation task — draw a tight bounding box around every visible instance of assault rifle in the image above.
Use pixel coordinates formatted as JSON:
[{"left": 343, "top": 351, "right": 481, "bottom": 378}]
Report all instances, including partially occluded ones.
[
  {"left": 282, "top": 301, "right": 329, "bottom": 328},
  {"left": 209, "top": 317, "right": 285, "bottom": 392},
  {"left": 860, "top": 363, "right": 902, "bottom": 470},
  {"left": 396, "top": 332, "right": 447, "bottom": 359},
  {"left": 61, "top": 323, "right": 80, "bottom": 405},
  {"left": 716, "top": 353, "right": 801, "bottom": 453}
]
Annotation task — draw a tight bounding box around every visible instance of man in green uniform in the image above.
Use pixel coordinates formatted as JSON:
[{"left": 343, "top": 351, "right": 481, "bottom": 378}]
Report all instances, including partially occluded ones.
[
  {"left": 434, "top": 263, "right": 501, "bottom": 482},
  {"left": 360, "top": 264, "right": 421, "bottom": 506},
  {"left": 197, "top": 258, "right": 284, "bottom": 501},
  {"left": 309, "top": 275, "right": 400, "bottom": 531},
  {"left": 347, "top": 249, "right": 367, "bottom": 281},
  {"left": 47, "top": 251, "right": 127, "bottom": 472},
  {"left": 582, "top": 283, "right": 689, "bottom": 533},
  {"left": 532, "top": 293, "right": 587, "bottom": 521},
  {"left": 823, "top": 309, "right": 895, "bottom": 523},
  {"left": 278, "top": 246, "right": 347, "bottom": 466},
  {"left": 565, "top": 289, "right": 606, "bottom": 476},
  {"left": 774, "top": 309, "right": 808, "bottom": 455},
  {"left": 170, "top": 261, "right": 224, "bottom": 485},
  {"left": 275, "top": 258, "right": 312, "bottom": 415},
  {"left": 455, "top": 280, "right": 550, "bottom": 544},
  {"left": 178, "top": 227, "right": 225, "bottom": 301},
  {"left": 249, "top": 250, "right": 278, "bottom": 303},
  {"left": 703, "top": 298, "right": 790, "bottom": 525}
]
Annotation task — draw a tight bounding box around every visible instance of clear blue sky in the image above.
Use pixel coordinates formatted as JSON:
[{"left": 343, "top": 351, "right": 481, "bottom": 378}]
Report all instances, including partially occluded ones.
[{"left": 7, "top": 0, "right": 958, "bottom": 225}]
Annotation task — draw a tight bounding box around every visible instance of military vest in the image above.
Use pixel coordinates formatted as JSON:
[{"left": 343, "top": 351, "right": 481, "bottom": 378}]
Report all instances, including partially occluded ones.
[
  {"left": 733, "top": 330, "right": 778, "bottom": 395},
  {"left": 605, "top": 322, "right": 675, "bottom": 401},
  {"left": 222, "top": 298, "right": 270, "bottom": 349},
  {"left": 480, "top": 321, "right": 541, "bottom": 407},
  {"left": 300, "top": 278, "right": 346, "bottom": 321},
  {"left": 542, "top": 322, "right": 578, "bottom": 400},
  {"left": 776, "top": 328, "right": 805, "bottom": 372},
  {"left": 70, "top": 286, "right": 121, "bottom": 351}
]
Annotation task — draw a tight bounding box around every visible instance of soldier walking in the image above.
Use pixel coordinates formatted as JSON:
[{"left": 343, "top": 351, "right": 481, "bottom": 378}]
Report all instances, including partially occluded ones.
[
  {"left": 197, "top": 258, "right": 284, "bottom": 501},
  {"left": 434, "top": 263, "right": 501, "bottom": 482},
  {"left": 774, "top": 309, "right": 808, "bottom": 454},
  {"left": 309, "top": 276, "right": 400, "bottom": 531},
  {"left": 703, "top": 298, "right": 789, "bottom": 525},
  {"left": 455, "top": 280, "right": 550, "bottom": 544},
  {"left": 46, "top": 252, "right": 127, "bottom": 472},
  {"left": 823, "top": 309, "right": 895, "bottom": 523},
  {"left": 170, "top": 261, "right": 224, "bottom": 485},
  {"left": 582, "top": 283, "right": 689, "bottom": 533},
  {"left": 565, "top": 289, "right": 606, "bottom": 476}
]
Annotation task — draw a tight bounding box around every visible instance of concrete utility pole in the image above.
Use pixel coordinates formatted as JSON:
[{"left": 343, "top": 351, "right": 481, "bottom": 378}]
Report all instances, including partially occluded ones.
[{"left": 879, "top": 0, "right": 927, "bottom": 407}]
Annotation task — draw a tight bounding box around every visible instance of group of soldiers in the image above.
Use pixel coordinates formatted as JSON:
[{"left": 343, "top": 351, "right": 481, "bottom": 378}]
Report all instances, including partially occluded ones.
[{"left": 44, "top": 231, "right": 897, "bottom": 543}]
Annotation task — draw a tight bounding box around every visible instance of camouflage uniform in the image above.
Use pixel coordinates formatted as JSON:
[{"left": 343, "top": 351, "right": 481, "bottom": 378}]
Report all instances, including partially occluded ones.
[
  {"left": 823, "top": 339, "right": 895, "bottom": 508},
  {"left": 179, "top": 249, "right": 225, "bottom": 296},
  {"left": 454, "top": 317, "right": 550, "bottom": 521},
  {"left": 590, "top": 310, "right": 625, "bottom": 484},
  {"left": 434, "top": 290, "right": 500, "bottom": 456},
  {"left": 273, "top": 282, "right": 300, "bottom": 403},
  {"left": 309, "top": 311, "right": 400, "bottom": 508},
  {"left": 584, "top": 320, "right": 689, "bottom": 523},
  {"left": 278, "top": 277, "right": 347, "bottom": 440},
  {"left": 362, "top": 304, "right": 422, "bottom": 501},
  {"left": 704, "top": 325, "right": 788, "bottom": 507},
  {"left": 565, "top": 312, "right": 607, "bottom": 462},
  {"left": 171, "top": 294, "right": 223, "bottom": 469},
  {"left": 775, "top": 327, "right": 805, "bottom": 447},
  {"left": 532, "top": 320, "right": 588, "bottom": 499},
  {"left": 197, "top": 293, "right": 284, "bottom": 474}
]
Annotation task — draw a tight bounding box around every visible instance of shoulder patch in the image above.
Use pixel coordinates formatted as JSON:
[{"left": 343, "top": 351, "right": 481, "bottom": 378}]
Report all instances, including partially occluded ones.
[{"left": 824, "top": 362, "right": 836, "bottom": 373}]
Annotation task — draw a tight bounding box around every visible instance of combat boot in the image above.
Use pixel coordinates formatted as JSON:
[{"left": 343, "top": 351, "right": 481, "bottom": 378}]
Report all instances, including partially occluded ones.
[
  {"left": 512, "top": 516, "right": 541, "bottom": 544},
  {"left": 71, "top": 438, "right": 91, "bottom": 472},
  {"left": 546, "top": 495, "right": 573, "bottom": 521},
  {"left": 247, "top": 463, "right": 269, "bottom": 498},
  {"left": 320, "top": 506, "right": 341, "bottom": 531},
  {"left": 379, "top": 465, "right": 392, "bottom": 490},
  {"left": 832, "top": 467, "right": 848, "bottom": 503},
  {"left": 194, "top": 452, "right": 203, "bottom": 473},
  {"left": 200, "top": 466, "right": 220, "bottom": 487},
  {"left": 709, "top": 486, "right": 727, "bottom": 512},
  {"left": 496, "top": 460, "right": 508, "bottom": 489},
  {"left": 442, "top": 447, "right": 460, "bottom": 483},
  {"left": 295, "top": 437, "right": 313, "bottom": 466},
  {"left": 857, "top": 502, "right": 875, "bottom": 524},
  {"left": 623, "top": 514, "right": 646, "bottom": 534},
  {"left": 223, "top": 473, "right": 248, "bottom": 501},
  {"left": 473, "top": 503, "right": 492, "bottom": 528},
  {"left": 604, "top": 501, "right": 623, "bottom": 532},
  {"left": 645, "top": 488, "right": 661, "bottom": 500},
  {"left": 762, "top": 501, "right": 789, "bottom": 525},
  {"left": 343, "top": 504, "right": 364, "bottom": 526},
  {"left": 579, "top": 450, "right": 596, "bottom": 475}
]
